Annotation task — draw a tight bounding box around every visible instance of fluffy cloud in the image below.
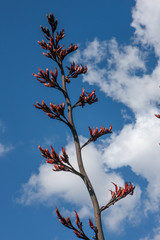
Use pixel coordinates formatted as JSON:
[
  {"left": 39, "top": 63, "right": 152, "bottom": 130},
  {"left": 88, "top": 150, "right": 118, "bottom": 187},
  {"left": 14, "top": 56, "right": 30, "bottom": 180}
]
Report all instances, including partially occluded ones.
[
  {"left": 18, "top": 141, "right": 89, "bottom": 206},
  {"left": 18, "top": 138, "right": 141, "bottom": 228},
  {"left": 104, "top": 185, "right": 141, "bottom": 232},
  {"left": 69, "top": 0, "right": 160, "bottom": 223},
  {"left": 18, "top": 139, "right": 123, "bottom": 207},
  {"left": 103, "top": 113, "right": 160, "bottom": 212},
  {"left": 131, "top": 0, "right": 160, "bottom": 56},
  {"left": 77, "top": 36, "right": 160, "bottom": 212},
  {"left": 72, "top": 37, "right": 160, "bottom": 113}
]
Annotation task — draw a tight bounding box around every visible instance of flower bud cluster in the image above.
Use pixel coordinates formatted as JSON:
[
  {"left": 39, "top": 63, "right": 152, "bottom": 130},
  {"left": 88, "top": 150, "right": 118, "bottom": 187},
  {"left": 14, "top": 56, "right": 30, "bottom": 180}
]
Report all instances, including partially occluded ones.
[
  {"left": 34, "top": 100, "right": 65, "bottom": 121},
  {"left": 40, "top": 26, "right": 51, "bottom": 40},
  {"left": 88, "top": 125, "right": 112, "bottom": 141},
  {"left": 55, "top": 208, "right": 97, "bottom": 240},
  {"left": 110, "top": 182, "right": 135, "bottom": 199},
  {"left": 38, "top": 14, "right": 78, "bottom": 63},
  {"left": 65, "top": 62, "right": 87, "bottom": 83},
  {"left": 100, "top": 182, "right": 135, "bottom": 212},
  {"left": 33, "top": 67, "right": 60, "bottom": 89},
  {"left": 55, "top": 29, "right": 65, "bottom": 45},
  {"left": 89, "top": 219, "right": 98, "bottom": 240},
  {"left": 47, "top": 13, "right": 58, "bottom": 32},
  {"left": 39, "top": 145, "right": 71, "bottom": 172},
  {"left": 79, "top": 88, "right": 98, "bottom": 106},
  {"left": 73, "top": 88, "right": 98, "bottom": 108},
  {"left": 38, "top": 38, "right": 78, "bottom": 62},
  {"left": 81, "top": 125, "right": 112, "bottom": 149}
]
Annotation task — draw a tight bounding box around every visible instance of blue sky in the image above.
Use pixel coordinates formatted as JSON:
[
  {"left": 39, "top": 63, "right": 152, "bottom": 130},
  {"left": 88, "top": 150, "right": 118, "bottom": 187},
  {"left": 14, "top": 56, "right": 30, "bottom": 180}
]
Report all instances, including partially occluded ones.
[{"left": 1, "top": 0, "right": 160, "bottom": 239}]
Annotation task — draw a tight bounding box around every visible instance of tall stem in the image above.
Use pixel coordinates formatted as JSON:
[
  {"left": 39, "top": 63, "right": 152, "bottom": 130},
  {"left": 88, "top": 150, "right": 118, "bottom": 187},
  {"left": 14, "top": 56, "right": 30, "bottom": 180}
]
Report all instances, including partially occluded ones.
[{"left": 59, "top": 62, "right": 105, "bottom": 240}]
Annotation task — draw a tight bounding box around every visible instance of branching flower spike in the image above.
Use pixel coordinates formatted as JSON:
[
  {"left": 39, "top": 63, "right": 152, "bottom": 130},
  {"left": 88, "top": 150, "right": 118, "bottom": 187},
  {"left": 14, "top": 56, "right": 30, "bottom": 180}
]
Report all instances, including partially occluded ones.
[{"left": 33, "top": 13, "right": 136, "bottom": 240}]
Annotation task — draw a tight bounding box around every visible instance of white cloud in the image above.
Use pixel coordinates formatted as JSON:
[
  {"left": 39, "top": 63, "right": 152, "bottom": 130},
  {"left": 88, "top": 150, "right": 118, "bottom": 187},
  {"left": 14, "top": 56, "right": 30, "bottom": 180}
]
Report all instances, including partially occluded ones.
[
  {"left": 18, "top": 138, "right": 140, "bottom": 231},
  {"left": 131, "top": 0, "right": 160, "bottom": 56},
  {"left": 18, "top": 141, "right": 89, "bottom": 206},
  {"left": 72, "top": 38, "right": 160, "bottom": 114},
  {"left": 0, "top": 143, "right": 12, "bottom": 156},
  {"left": 104, "top": 186, "right": 141, "bottom": 232},
  {"left": 103, "top": 112, "right": 160, "bottom": 212},
  {"left": 139, "top": 225, "right": 160, "bottom": 240},
  {"left": 82, "top": 38, "right": 107, "bottom": 64},
  {"left": 153, "top": 234, "right": 160, "bottom": 240},
  {"left": 68, "top": 3, "right": 160, "bottom": 215},
  {"left": 70, "top": 38, "right": 107, "bottom": 64}
]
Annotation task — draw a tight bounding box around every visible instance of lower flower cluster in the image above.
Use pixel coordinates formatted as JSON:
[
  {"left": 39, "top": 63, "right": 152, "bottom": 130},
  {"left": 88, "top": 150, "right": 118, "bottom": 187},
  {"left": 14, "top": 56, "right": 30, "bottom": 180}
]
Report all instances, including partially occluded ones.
[
  {"left": 100, "top": 182, "right": 135, "bottom": 212},
  {"left": 56, "top": 208, "right": 98, "bottom": 240}
]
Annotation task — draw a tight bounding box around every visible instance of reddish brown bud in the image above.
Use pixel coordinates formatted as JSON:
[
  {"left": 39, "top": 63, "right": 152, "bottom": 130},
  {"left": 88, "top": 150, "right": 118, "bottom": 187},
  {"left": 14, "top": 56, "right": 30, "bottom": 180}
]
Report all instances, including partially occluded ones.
[
  {"left": 112, "top": 182, "right": 118, "bottom": 193},
  {"left": 46, "top": 113, "right": 55, "bottom": 119},
  {"left": 75, "top": 211, "right": 80, "bottom": 224},
  {"left": 155, "top": 114, "right": 160, "bottom": 118},
  {"left": 73, "top": 230, "right": 81, "bottom": 238},
  {"left": 65, "top": 77, "right": 70, "bottom": 83},
  {"left": 89, "top": 219, "right": 94, "bottom": 229},
  {"left": 66, "top": 217, "right": 72, "bottom": 225},
  {"left": 109, "top": 190, "right": 115, "bottom": 198}
]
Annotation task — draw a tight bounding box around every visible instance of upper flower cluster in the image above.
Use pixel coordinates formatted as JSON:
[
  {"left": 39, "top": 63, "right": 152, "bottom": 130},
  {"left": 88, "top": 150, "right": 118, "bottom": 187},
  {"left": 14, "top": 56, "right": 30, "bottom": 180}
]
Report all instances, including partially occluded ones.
[{"left": 38, "top": 13, "right": 78, "bottom": 63}]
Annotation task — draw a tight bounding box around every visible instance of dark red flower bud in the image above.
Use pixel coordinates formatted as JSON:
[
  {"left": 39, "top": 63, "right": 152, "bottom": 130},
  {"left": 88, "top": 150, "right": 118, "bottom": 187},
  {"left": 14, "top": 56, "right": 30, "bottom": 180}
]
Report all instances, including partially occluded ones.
[
  {"left": 73, "top": 230, "right": 81, "bottom": 238},
  {"left": 155, "top": 114, "right": 160, "bottom": 118},
  {"left": 112, "top": 182, "right": 118, "bottom": 193},
  {"left": 89, "top": 219, "right": 94, "bottom": 229},
  {"left": 75, "top": 211, "right": 80, "bottom": 226}
]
